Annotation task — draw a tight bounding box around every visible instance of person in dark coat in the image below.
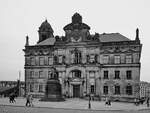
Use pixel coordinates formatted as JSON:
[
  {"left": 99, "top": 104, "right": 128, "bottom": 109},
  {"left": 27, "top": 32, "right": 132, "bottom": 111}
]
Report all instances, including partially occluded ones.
[
  {"left": 147, "top": 97, "right": 149, "bottom": 107},
  {"left": 25, "top": 94, "right": 30, "bottom": 107}
]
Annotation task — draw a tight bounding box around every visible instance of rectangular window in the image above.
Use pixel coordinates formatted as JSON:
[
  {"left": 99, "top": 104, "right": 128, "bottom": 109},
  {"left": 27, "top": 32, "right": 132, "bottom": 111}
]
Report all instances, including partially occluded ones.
[
  {"left": 126, "top": 55, "right": 132, "bottom": 63},
  {"left": 91, "top": 85, "right": 95, "bottom": 94},
  {"left": 114, "top": 55, "right": 120, "bottom": 64},
  {"left": 48, "top": 57, "right": 53, "bottom": 65},
  {"left": 58, "top": 56, "right": 63, "bottom": 63},
  {"left": 126, "top": 85, "right": 132, "bottom": 95},
  {"left": 115, "top": 85, "right": 120, "bottom": 94},
  {"left": 30, "top": 71, "right": 34, "bottom": 79},
  {"left": 103, "top": 86, "right": 108, "bottom": 95},
  {"left": 48, "top": 71, "right": 51, "bottom": 79},
  {"left": 114, "top": 71, "right": 120, "bottom": 79},
  {"left": 30, "top": 57, "right": 35, "bottom": 65},
  {"left": 103, "top": 55, "right": 109, "bottom": 64},
  {"left": 89, "top": 54, "right": 95, "bottom": 63},
  {"left": 89, "top": 71, "right": 95, "bottom": 78},
  {"left": 39, "top": 84, "right": 43, "bottom": 92},
  {"left": 29, "top": 84, "right": 34, "bottom": 92},
  {"left": 39, "top": 71, "right": 43, "bottom": 78},
  {"left": 126, "top": 70, "right": 132, "bottom": 80},
  {"left": 103, "top": 71, "right": 108, "bottom": 79},
  {"left": 39, "top": 57, "right": 44, "bottom": 65}
]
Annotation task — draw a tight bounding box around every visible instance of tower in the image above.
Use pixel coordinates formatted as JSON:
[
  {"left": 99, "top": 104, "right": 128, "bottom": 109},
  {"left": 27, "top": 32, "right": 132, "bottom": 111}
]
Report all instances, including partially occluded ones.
[{"left": 38, "top": 20, "right": 54, "bottom": 43}]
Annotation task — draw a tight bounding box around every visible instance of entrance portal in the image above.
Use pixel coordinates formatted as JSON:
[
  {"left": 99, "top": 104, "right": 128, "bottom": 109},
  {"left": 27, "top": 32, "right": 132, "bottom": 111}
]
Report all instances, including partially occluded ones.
[{"left": 73, "top": 85, "right": 80, "bottom": 97}]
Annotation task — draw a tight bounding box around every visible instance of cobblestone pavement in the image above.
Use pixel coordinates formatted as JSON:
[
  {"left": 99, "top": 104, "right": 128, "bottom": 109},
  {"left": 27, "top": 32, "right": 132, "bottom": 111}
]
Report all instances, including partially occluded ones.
[{"left": 0, "top": 98, "right": 150, "bottom": 113}]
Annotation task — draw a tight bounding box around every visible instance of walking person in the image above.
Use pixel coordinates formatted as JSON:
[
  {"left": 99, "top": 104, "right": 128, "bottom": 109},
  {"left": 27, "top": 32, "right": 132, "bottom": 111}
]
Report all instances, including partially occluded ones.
[
  {"left": 25, "top": 94, "right": 30, "bottom": 107},
  {"left": 146, "top": 97, "right": 149, "bottom": 107},
  {"left": 108, "top": 97, "right": 111, "bottom": 106},
  {"left": 29, "top": 94, "right": 34, "bottom": 107}
]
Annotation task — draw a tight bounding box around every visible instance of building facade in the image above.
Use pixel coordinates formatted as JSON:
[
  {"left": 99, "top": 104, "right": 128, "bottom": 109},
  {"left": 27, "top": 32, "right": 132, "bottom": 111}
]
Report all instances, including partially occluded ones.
[
  {"left": 140, "top": 81, "right": 150, "bottom": 98},
  {"left": 24, "top": 13, "right": 142, "bottom": 100}
]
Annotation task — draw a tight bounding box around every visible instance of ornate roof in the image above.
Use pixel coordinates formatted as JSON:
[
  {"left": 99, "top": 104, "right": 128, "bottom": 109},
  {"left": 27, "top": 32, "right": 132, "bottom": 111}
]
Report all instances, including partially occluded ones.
[
  {"left": 39, "top": 20, "right": 53, "bottom": 33},
  {"left": 63, "top": 13, "right": 90, "bottom": 30}
]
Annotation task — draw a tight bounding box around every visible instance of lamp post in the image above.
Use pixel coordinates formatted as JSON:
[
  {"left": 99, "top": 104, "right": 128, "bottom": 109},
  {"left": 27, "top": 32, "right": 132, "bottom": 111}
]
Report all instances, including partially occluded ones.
[{"left": 88, "top": 93, "right": 91, "bottom": 109}]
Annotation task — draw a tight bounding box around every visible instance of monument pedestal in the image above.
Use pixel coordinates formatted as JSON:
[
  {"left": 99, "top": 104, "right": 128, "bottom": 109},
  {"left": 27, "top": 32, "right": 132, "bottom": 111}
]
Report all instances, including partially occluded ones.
[{"left": 40, "top": 67, "right": 65, "bottom": 101}]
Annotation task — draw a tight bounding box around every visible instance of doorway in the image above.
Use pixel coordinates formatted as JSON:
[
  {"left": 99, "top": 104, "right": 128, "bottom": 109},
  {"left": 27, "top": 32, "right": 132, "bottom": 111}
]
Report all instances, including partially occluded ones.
[{"left": 73, "top": 85, "right": 80, "bottom": 97}]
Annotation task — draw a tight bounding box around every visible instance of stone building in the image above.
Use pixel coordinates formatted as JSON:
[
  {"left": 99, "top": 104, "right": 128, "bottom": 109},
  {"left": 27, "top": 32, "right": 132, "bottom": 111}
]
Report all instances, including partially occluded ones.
[
  {"left": 23, "top": 13, "right": 142, "bottom": 101},
  {"left": 140, "top": 81, "right": 150, "bottom": 98}
]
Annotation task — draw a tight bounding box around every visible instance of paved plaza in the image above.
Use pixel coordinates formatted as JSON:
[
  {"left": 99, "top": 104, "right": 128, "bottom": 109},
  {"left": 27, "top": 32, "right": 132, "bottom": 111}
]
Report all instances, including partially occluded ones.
[{"left": 0, "top": 97, "right": 150, "bottom": 113}]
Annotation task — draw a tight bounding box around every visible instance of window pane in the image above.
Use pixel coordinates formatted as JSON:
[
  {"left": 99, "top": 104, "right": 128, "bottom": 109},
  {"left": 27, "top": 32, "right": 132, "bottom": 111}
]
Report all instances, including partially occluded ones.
[
  {"left": 104, "top": 71, "right": 108, "bottom": 79},
  {"left": 59, "top": 56, "right": 62, "bottom": 63},
  {"left": 30, "top": 84, "right": 34, "bottom": 92},
  {"left": 30, "top": 71, "right": 34, "bottom": 79},
  {"left": 115, "top": 71, "right": 120, "bottom": 79},
  {"left": 30, "top": 57, "right": 35, "bottom": 65},
  {"left": 103, "top": 86, "right": 108, "bottom": 94},
  {"left": 126, "top": 70, "right": 132, "bottom": 79},
  {"left": 39, "top": 57, "right": 44, "bottom": 65},
  {"left": 39, "top": 84, "right": 44, "bottom": 92},
  {"left": 103, "top": 55, "right": 109, "bottom": 64},
  {"left": 126, "top": 85, "right": 132, "bottom": 95},
  {"left": 39, "top": 71, "right": 43, "bottom": 78},
  {"left": 115, "top": 85, "right": 120, "bottom": 94},
  {"left": 48, "top": 57, "right": 53, "bottom": 65},
  {"left": 91, "top": 85, "right": 94, "bottom": 93},
  {"left": 126, "top": 55, "right": 132, "bottom": 63},
  {"left": 114, "top": 56, "right": 120, "bottom": 64}
]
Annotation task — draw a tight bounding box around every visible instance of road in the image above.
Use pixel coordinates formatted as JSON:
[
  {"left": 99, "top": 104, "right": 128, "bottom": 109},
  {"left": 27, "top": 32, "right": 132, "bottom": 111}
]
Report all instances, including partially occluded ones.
[{"left": 0, "top": 105, "right": 150, "bottom": 113}]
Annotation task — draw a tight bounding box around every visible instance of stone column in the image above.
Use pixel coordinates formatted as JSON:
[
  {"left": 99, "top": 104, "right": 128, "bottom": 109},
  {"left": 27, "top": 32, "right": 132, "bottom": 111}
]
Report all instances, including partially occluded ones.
[
  {"left": 95, "top": 71, "right": 99, "bottom": 95},
  {"left": 86, "top": 71, "right": 90, "bottom": 94}
]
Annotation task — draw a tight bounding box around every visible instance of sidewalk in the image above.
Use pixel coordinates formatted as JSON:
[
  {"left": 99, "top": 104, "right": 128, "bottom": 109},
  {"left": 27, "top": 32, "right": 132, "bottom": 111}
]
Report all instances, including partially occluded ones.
[{"left": 0, "top": 97, "right": 149, "bottom": 111}]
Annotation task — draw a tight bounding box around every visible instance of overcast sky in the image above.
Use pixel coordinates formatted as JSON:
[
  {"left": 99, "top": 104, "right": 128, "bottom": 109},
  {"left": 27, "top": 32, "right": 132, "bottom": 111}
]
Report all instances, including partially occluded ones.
[{"left": 0, "top": 0, "right": 149, "bottom": 82}]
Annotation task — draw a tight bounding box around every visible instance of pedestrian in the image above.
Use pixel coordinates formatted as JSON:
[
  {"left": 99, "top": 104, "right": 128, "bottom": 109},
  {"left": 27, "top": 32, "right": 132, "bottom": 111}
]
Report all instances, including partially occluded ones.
[
  {"left": 105, "top": 97, "right": 109, "bottom": 105},
  {"left": 108, "top": 97, "right": 111, "bottom": 106},
  {"left": 9, "top": 93, "right": 16, "bottom": 103},
  {"left": 146, "top": 97, "right": 149, "bottom": 107},
  {"left": 25, "top": 94, "right": 30, "bottom": 107},
  {"left": 29, "top": 94, "right": 34, "bottom": 107}
]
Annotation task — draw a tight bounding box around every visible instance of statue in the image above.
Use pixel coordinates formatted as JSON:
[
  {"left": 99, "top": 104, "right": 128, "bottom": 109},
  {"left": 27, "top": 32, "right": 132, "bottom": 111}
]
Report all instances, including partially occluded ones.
[{"left": 40, "top": 67, "right": 64, "bottom": 101}]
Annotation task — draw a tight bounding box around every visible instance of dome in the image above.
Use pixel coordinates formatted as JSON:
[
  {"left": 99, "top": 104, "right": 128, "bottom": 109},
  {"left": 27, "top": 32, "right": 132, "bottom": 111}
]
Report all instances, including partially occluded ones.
[
  {"left": 39, "top": 20, "right": 53, "bottom": 33},
  {"left": 63, "top": 13, "right": 90, "bottom": 30},
  {"left": 72, "top": 12, "right": 82, "bottom": 24}
]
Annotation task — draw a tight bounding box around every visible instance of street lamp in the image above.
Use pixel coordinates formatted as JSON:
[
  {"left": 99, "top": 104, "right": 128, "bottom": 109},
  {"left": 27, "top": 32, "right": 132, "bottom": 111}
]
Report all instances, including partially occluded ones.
[{"left": 88, "top": 93, "right": 91, "bottom": 109}]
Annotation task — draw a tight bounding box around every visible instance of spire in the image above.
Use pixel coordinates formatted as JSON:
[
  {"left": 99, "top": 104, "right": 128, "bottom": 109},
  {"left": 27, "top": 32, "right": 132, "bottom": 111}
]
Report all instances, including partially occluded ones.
[
  {"left": 135, "top": 28, "right": 139, "bottom": 40},
  {"left": 135, "top": 28, "right": 140, "bottom": 42},
  {"left": 25, "top": 35, "right": 29, "bottom": 46}
]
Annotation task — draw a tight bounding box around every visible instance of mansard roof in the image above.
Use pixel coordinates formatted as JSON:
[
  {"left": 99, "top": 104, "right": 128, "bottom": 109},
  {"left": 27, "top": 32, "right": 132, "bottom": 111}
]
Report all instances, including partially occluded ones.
[
  {"left": 99, "top": 33, "right": 131, "bottom": 42},
  {"left": 36, "top": 37, "right": 55, "bottom": 46},
  {"left": 35, "top": 33, "right": 131, "bottom": 46}
]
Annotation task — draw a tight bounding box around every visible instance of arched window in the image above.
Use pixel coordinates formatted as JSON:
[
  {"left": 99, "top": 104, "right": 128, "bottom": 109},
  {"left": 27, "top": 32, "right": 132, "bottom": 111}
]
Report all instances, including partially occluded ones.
[
  {"left": 74, "top": 49, "right": 82, "bottom": 64},
  {"left": 72, "top": 70, "right": 81, "bottom": 78},
  {"left": 126, "top": 85, "right": 132, "bottom": 95}
]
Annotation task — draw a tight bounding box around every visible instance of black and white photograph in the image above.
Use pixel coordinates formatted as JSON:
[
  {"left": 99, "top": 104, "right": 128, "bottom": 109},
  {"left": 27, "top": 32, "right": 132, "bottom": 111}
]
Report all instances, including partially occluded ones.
[{"left": 0, "top": 0, "right": 149, "bottom": 113}]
